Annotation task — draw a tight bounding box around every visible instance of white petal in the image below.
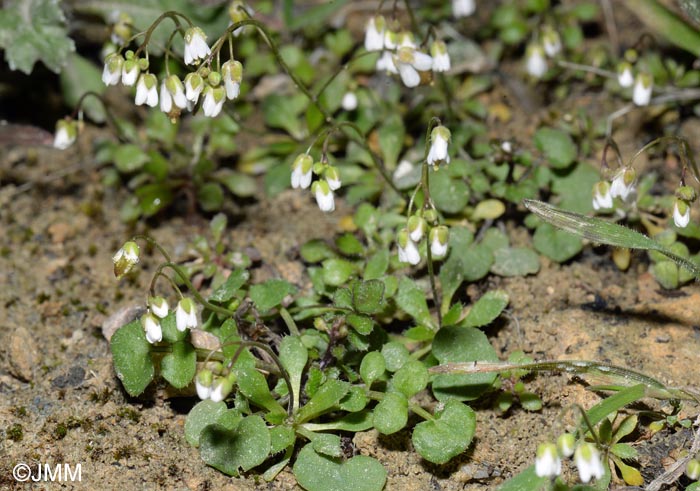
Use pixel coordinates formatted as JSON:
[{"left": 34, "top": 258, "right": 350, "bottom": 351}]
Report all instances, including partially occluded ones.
[
  {"left": 398, "top": 63, "right": 420, "bottom": 88},
  {"left": 411, "top": 52, "right": 433, "bottom": 71}
]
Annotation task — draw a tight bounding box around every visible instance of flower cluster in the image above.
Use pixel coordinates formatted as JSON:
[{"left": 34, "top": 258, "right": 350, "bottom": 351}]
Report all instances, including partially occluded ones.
[
  {"left": 100, "top": 26, "right": 243, "bottom": 121},
  {"left": 615, "top": 51, "right": 653, "bottom": 106},
  {"left": 195, "top": 365, "right": 236, "bottom": 402},
  {"left": 141, "top": 296, "right": 169, "bottom": 344},
  {"left": 398, "top": 218, "right": 449, "bottom": 266},
  {"left": 365, "top": 16, "right": 451, "bottom": 87},
  {"left": 591, "top": 166, "right": 637, "bottom": 210},
  {"left": 535, "top": 434, "right": 605, "bottom": 483},
  {"left": 290, "top": 154, "right": 341, "bottom": 213},
  {"left": 525, "top": 27, "right": 561, "bottom": 79}
]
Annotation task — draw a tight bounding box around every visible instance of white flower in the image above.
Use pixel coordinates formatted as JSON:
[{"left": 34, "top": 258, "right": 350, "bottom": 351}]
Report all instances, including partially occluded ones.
[
  {"left": 113, "top": 241, "right": 140, "bottom": 278},
  {"left": 149, "top": 296, "right": 169, "bottom": 319},
  {"left": 364, "top": 15, "right": 385, "bottom": 52},
  {"left": 121, "top": 59, "right": 140, "bottom": 86},
  {"left": 542, "top": 27, "right": 562, "bottom": 58},
  {"left": 202, "top": 85, "right": 225, "bottom": 117},
  {"left": 135, "top": 73, "right": 159, "bottom": 107},
  {"left": 408, "top": 215, "right": 426, "bottom": 242},
  {"left": 557, "top": 433, "right": 576, "bottom": 458},
  {"left": 526, "top": 43, "right": 548, "bottom": 78},
  {"left": 395, "top": 47, "right": 433, "bottom": 88},
  {"left": 574, "top": 443, "right": 605, "bottom": 483},
  {"left": 195, "top": 370, "right": 213, "bottom": 400},
  {"left": 222, "top": 60, "right": 243, "bottom": 100},
  {"left": 427, "top": 125, "right": 451, "bottom": 166},
  {"left": 141, "top": 313, "right": 162, "bottom": 344},
  {"left": 228, "top": 1, "right": 252, "bottom": 37},
  {"left": 431, "top": 40, "right": 451, "bottom": 73},
  {"left": 535, "top": 443, "right": 561, "bottom": 478},
  {"left": 617, "top": 62, "right": 634, "bottom": 88},
  {"left": 342, "top": 91, "right": 358, "bottom": 111},
  {"left": 291, "top": 154, "right": 313, "bottom": 189},
  {"left": 633, "top": 72, "right": 653, "bottom": 106},
  {"left": 687, "top": 459, "right": 700, "bottom": 481},
  {"left": 453, "top": 0, "right": 476, "bottom": 18},
  {"left": 429, "top": 226, "right": 449, "bottom": 258},
  {"left": 53, "top": 119, "right": 77, "bottom": 150},
  {"left": 609, "top": 167, "right": 636, "bottom": 201},
  {"left": 384, "top": 30, "right": 398, "bottom": 50},
  {"left": 398, "top": 32, "right": 416, "bottom": 49},
  {"left": 398, "top": 229, "right": 421, "bottom": 265},
  {"left": 102, "top": 53, "right": 124, "bottom": 86},
  {"left": 312, "top": 180, "right": 335, "bottom": 212},
  {"left": 673, "top": 199, "right": 691, "bottom": 228},
  {"left": 209, "top": 377, "right": 232, "bottom": 403},
  {"left": 184, "top": 27, "right": 211, "bottom": 65},
  {"left": 160, "top": 75, "right": 187, "bottom": 113},
  {"left": 325, "top": 167, "right": 341, "bottom": 191},
  {"left": 175, "top": 298, "right": 198, "bottom": 332},
  {"left": 592, "top": 181, "right": 613, "bottom": 210},
  {"left": 184, "top": 73, "right": 204, "bottom": 103},
  {"left": 376, "top": 51, "right": 398, "bottom": 74}
]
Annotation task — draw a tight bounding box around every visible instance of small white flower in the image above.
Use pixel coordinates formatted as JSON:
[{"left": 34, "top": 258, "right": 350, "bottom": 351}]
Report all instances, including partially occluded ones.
[
  {"left": 609, "top": 167, "right": 636, "bottom": 201},
  {"left": 397, "top": 229, "right": 421, "bottom": 265},
  {"left": 222, "top": 60, "right": 243, "bottom": 100},
  {"left": 395, "top": 47, "right": 433, "bottom": 88},
  {"left": 535, "top": 443, "right": 561, "bottom": 478},
  {"left": 135, "top": 73, "right": 158, "bottom": 107},
  {"left": 592, "top": 181, "right": 613, "bottom": 210},
  {"left": 407, "top": 215, "right": 426, "bottom": 242},
  {"left": 141, "top": 313, "right": 162, "bottom": 344},
  {"left": 557, "top": 433, "right": 576, "bottom": 458},
  {"left": 184, "top": 73, "right": 204, "bottom": 103},
  {"left": 398, "top": 32, "right": 416, "bottom": 49},
  {"left": 202, "top": 85, "right": 226, "bottom": 117},
  {"left": 384, "top": 30, "right": 398, "bottom": 50},
  {"left": 149, "top": 296, "right": 169, "bottom": 319},
  {"left": 113, "top": 241, "right": 140, "bottom": 278},
  {"left": 175, "top": 298, "right": 198, "bottom": 332},
  {"left": 325, "top": 167, "right": 341, "bottom": 191},
  {"left": 312, "top": 180, "right": 335, "bottom": 212},
  {"left": 209, "top": 376, "right": 233, "bottom": 402},
  {"left": 452, "top": 0, "right": 476, "bottom": 18},
  {"left": 291, "top": 154, "right": 313, "bottom": 189},
  {"left": 542, "top": 27, "right": 562, "bottom": 58},
  {"left": 429, "top": 226, "right": 449, "bottom": 259},
  {"left": 617, "top": 62, "right": 634, "bottom": 88},
  {"left": 364, "top": 15, "right": 385, "bottom": 52},
  {"left": 431, "top": 40, "right": 451, "bottom": 73},
  {"left": 195, "top": 370, "right": 213, "bottom": 400},
  {"left": 633, "top": 72, "right": 653, "bottom": 106},
  {"left": 673, "top": 199, "right": 691, "bottom": 228},
  {"left": 102, "top": 53, "right": 124, "bottom": 86},
  {"left": 53, "top": 119, "right": 77, "bottom": 150},
  {"left": 121, "top": 59, "right": 140, "bottom": 86},
  {"left": 574, "top": 443, "right": 605, "bottom": 483},
  {"left": 526, "top": 43, "right": 548, "bottom": 79},
  {"left": 160, "top": 75, "right": 187, "bottom": 113},
  {"left": 184, "top": 27, "right": 211, "bottom": 65},
  {"left": 376, "top": 51, "right": 398, "bottom": 74},
  {"left": 341, "top": 91, "right": 358, "bottom": 111},
  {"left": 427, "top": 125, "right": 451, "bottom": 166}
]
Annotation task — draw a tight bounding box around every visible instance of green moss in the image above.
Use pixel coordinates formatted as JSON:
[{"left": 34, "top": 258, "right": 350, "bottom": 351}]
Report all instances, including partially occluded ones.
[{"left": 7, "top": 423, "right": 23, "bottom": 442}]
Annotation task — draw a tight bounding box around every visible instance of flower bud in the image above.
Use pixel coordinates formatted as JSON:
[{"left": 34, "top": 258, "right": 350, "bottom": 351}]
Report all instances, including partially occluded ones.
[
  {"left": 429, "top": 225, "right": 449, "bottom": 259},
  {"left": 113, "top": 241, "right": 140, "bottom": 278},
  {"left": 209, "top": 375, "right": 233, "bottom": 402},
  {"left": 148, "top": 296, "right": 169, "bottom": 319},
  {"left": 141, "top": 312, "right": 162, "bottom": 344},
  {"left": 676, "top": 185, "right": 697, "bottom": 202},
  {"left": 291, "top": 154, "right": 314, "bottom": 189},
  {"left": 195, "top": 369, "right": 213, "bottom": 400},
  {"left": 687, "top": 459, "right": 700, "bottom": 481},
  {"left": 397, "top": 228, "right": 420, "bottom": 265},
  {"left": 175, "top": 297, "right": 198, "bottom": 332},
  {"left": 407, "top": 215, "right": 427, "bottom": 242},
  {"left": 557, "top": 433, "right": 575, "bottom": 458},
  {"left": 325, "top": 166, "right": 341, "bottom": 191}
]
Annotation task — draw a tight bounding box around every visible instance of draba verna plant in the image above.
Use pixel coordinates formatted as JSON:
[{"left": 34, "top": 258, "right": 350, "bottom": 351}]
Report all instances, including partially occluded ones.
[{"left": 34, "top": 0, "right": 700, "bottom": 488}]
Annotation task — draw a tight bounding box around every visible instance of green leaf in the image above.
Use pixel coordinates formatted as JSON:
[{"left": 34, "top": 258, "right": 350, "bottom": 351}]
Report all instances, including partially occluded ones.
[
  {"left": 497, "top": 465, "right": 547, "bottom": 491},
  {"left": 533, "top": 223, "right": 583, "bottom": 263},
  {"left": 60, "top": 54, "right": 105, "bottom": 122},
  {"left": 114, "top": 144, "right": 150, "bottom": 173},
  {"left": 490, "top": 247, "right": 540, "bottom": 276},
  {"left": 301, "top": 239, "right": 337, "bottom": 263},
  {"left": 585, "top": 384, "right": 645, "bottom": 428},
  {"left": 373, "top": 392, "right": 408, "bottom": 434},
  {"left": 110, "top": 319, "right": 154, "bottom": 396},
  {"left": 391, "top": 360, "right": 428, "bottom": 398},
  {"left": 381, "top": 342, "right": 410, "bottom": 372},
  {"left": 534, "top": 126, "right": 577, "bottom": 168},
  {"left": 185, "top": 400, "right": 228, "bottom": 447},
  {"left": 551, "top": 162, "right": 599, "bottom": 213},
  {"left": 216, "top": 170, "right": 257, "bottom": 198},
  {"left": 377, "top": 113, "right": 405, "bottom": 169},
  {"left": 135, "top": 183, "right": 173, "bottom": 217},
  {"left": 322, "top": 258, "right": 355, "bottom": 287},
  {"left": 352, "top": 279, "right": 385, "bottom": 314},
  {"left": 336, "top": 233, "right": 364, "bottom": 256},
  {"left": 360, "top": 351, "right": 386, "bottom": 386},
  {"left": 309, "top": 432, "right": 343, "bottom": 458},
  {"left": 302, "top": 411, "right": 374, "bottom": 432},
  {"left": 519, "top": 392, "right": 543, "bottom": 411},
  {"left": 249, "top": 279, "right": 297, "bottom": 313},
  {"left": 431, "top": 326, "right": 498, "bottom": 401},
  {"left": 197, "top": 182, "right": 225, "bottom": 212},
  {"left": 199, "top": 416, "right": 271, "bottom": 476},
  {"left": 338, "top": 386, "right": 369, "bottom": 412},
  {"left": 160, "top": 340, "right": 196, "bottom": 389},
  {"left": 297, "top": 379, "right": 350, "bottom": 423},
  {"left": 279, "top": 336, "right": 308, "bottom": 410},
  {"left": 412, "top": 400, "right": 476, "bottom": 464},
  {"left": 364, "top": 250, "right": 389, "bottom": 280},
  {"left": 610, "top": 442, "right": 638, "bottom": 460},
  {"left": 209, "top": 269, "right": 249, "bottom": 303},
  {"left": 269, "top": 425, "right": 295, "bottom": 455},
  {"left": 235, "top": 364, "right": 286, "bottom": 417},
  {"left": 464, "top": 290, "right": 509, "bottom": 328},
  {"left": 0, "top": 0, "right": 75, "bottom": 74},
  {"left": 430, "top": 170, "right": 470, "bottom": 214},
  {"left": 625, "top": 0, "right": 700, "bottom": 56},
  {"left": 262, "top": 93, "right": 308, "bottom": 139},
  {"left": 346, "top": 313, "right": 374, "bottom": 335},
  {"left": 160, "top": 312, "right": 187, "bottom": 343},
  {"left": 293, "top": 444, "right": 386, "bottom": 491},
  {"left": 524, "top": 200, "right": 700, "bottom": 278},
  {"left": 396, "top": 277, "right": 435, "bottom": 329}
]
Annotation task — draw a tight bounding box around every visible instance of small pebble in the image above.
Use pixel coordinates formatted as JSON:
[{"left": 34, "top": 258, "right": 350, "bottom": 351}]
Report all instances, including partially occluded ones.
[{"left": 8, "top": 326, "right": 40, "bottom": 382}]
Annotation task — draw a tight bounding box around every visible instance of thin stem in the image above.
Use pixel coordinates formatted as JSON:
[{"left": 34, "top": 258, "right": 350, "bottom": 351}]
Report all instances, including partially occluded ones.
[
  {"left": 159, "top": 262, "right": 236, "bottom": 317},
  {"left": 131, "top": 234, "right": 172, "bottom": 263},
  {"left": 402, "top": 0, "right": 419, "bottom": 37},
  {"left": 149, "top": 270, "right": 182, "bottom": 299},
  {"left": 134, "top": 11, "right": 191, "bottom": 58},
  {"left": 70, "top": 91, "right": 127, "bottom": 142},
  {"left": 556, "top": 59, "right": 616, "bottom": 79},
  {"left": 367, "top": 390, "right": 434, "bottom": 421},
  {"left": 600, "top": 0, "right": 619, "bottom": 57},
  {"left": 279, "top": 307, "right": 300, "bottom": 337}
]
